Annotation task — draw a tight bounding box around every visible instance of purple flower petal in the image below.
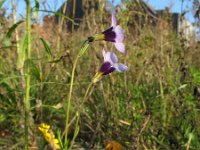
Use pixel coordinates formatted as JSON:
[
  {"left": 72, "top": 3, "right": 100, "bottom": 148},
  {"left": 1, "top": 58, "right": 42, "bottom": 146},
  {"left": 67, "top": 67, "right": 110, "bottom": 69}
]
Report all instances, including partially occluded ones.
[
  {"left": 102, "top": 50, "right": 118, "bottom": 64},
  {"left": 114, "top": 25, "right": 124, "bottom": 42},
  {"left": 114, "top": 63, "right": 128, "bottom": 72},
  {"left": 111, "top": 13, "right": 117, "bottom": 28},
  {"left": 110, "top": 52, "right": 118, "bottom": 63},
  {"left": 102, "top": 50, "right": 110, "bottom": 62},
  {"left": 114, "top": 42, "right": 125, "bottom": 53}
]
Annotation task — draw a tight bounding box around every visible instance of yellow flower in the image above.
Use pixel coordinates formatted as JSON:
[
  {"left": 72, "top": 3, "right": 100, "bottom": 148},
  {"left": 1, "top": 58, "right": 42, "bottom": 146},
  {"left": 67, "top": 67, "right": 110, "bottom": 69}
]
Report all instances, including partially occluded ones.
[
  {"left": 105, "top": 141, "right": 124, "bottom": 150},
  {"left": 38, "top": 123, "right": 61, "bottom": 150}
]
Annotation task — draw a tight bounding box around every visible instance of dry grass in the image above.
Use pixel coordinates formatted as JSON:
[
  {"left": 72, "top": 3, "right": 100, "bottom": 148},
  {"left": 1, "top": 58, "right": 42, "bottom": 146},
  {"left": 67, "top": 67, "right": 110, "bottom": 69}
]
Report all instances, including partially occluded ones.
[{"left": 0, "top": 0, "right": 200, "bottom": 149}]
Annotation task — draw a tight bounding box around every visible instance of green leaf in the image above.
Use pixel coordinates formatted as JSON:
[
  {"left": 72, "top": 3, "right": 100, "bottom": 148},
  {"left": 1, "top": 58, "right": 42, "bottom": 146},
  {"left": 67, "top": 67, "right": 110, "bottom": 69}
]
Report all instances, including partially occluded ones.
[
  {"left": 37, "top": 10, "right": 78, "bottom": 25},
  {"left": 0, "top": 114, "right": 6, "bottom": 123},
  {"left": 0, "top": 0, "right": 6, "bottom": 9},
  {"left": 40, "top": 38, "right": 53, "bottom": 60},
  {"left": 17, "top": 34, "right": 27, "bottom": 69},
  {"left": 5, "top": 20, "right": 24, "bottom": 46},
  {"left": 30, "top": 60, "right": 41, "bottom": 81}
]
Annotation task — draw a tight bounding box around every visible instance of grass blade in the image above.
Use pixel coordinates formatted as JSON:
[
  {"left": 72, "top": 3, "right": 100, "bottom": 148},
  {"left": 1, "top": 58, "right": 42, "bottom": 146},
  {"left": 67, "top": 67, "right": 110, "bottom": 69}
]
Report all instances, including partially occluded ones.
[
  {"left": 5, "top": 20, "right": 24, "bottom": 45},
  {"left": 37, "top": 9, "right": 78, "bottom": 25},
  {"left": 40, "top": 38, "right": 53, "bottom": 60},
  {"left": 30, "top": 60, "right": 41, "bottom": 82}
]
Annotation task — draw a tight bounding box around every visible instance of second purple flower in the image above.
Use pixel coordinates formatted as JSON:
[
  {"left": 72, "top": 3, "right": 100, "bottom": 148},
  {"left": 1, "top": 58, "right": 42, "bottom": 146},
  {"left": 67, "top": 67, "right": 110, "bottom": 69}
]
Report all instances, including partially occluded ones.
[
  {"left": 100, "top": 49, "right": 128, "bottom": 75},
  {"left": 89, "top": 13, "right": 125, "bottom": 53}
]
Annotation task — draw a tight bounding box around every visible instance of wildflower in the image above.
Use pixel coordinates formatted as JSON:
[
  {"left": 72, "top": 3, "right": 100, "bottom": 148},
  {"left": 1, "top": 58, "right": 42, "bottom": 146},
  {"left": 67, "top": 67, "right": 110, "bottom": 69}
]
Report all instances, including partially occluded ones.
[
  {"left": 105, "top": 141, "right": 124, "bottom": 150},
  {"left": 38, "top": 123, "right": 60, "bottom": 150},
  {"left": 101, "top": 49, "right": 128, "bottom": 75},
  {"left": 93, "top": 49, "right": 128, "bottom": 83},
  {"left": 89, "top": 13, "right": 125, "bottom": 53}
]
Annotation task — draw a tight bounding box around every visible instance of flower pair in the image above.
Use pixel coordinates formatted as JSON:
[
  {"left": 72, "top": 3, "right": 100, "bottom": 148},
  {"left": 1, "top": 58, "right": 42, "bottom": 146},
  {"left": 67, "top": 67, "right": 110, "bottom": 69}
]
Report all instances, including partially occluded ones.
[{"left": 94, "top": 13, "right": 128, "bottom": 80}]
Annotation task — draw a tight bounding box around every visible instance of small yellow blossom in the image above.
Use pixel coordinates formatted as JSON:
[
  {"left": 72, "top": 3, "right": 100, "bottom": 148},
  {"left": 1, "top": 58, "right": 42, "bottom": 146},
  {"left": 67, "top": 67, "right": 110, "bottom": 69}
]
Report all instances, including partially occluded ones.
[
  {"left": 105, "top": 141, "right": 124, "bottom": 150},
  {"left": 38, "top": 123, "right": 60, "bottom": 150}
]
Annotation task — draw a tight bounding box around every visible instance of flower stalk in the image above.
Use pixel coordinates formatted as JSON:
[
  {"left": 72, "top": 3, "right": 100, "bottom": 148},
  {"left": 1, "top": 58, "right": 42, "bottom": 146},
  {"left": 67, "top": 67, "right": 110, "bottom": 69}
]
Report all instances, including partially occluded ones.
[
  {"left": 24, "top": 0, "right": 31, "bottom": 149},
  {"left": 69, "top": 81, "right": 94, "bottom": 149},
  {"left": 64, "top": 41, "right": 90, "bottom": 145}
]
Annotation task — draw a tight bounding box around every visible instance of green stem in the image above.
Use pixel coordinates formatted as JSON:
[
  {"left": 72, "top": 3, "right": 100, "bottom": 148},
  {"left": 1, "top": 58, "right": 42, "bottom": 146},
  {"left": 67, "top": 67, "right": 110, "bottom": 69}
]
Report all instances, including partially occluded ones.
[
  {"left": 25, "top": 0, "right": 31, "bottom": 149},
  {"left": 80, "top": 82, "right": 94, "bottom": 108},
  {"left": 68, "top": 71, "right": 102, "bottom": 149},
  {"left": 159, "top": 76, "right": 166, "bottom": 127},
  {"left": 69, "top": 81, "right": 94, "bottom": 150},
  {"left": 64, "top": 41, "right": 90, "bottom": 145}
]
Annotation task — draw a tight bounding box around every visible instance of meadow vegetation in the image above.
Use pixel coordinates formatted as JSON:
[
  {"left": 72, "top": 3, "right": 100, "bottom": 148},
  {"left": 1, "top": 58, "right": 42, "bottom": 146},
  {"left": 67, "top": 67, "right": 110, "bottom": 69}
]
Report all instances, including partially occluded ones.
[{"left": 0, "top": 0, "right": 200, "bottom": 149}]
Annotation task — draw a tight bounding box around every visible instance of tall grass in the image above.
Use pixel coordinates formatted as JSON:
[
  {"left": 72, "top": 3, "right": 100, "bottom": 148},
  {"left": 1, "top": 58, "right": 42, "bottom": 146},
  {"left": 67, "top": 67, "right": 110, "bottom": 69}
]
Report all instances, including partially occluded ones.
[{"left": 0, "top": 0, "right": 200, "bottom": 149}]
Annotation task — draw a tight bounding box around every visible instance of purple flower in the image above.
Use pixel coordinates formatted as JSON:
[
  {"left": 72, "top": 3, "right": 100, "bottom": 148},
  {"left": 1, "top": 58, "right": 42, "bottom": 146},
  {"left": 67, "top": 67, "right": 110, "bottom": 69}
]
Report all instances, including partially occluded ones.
[
  {"left": 102, "top": 13, "right": 125, "bottom": 53},
  {"left": 88, "top": 13, "right": 125, "bottom": 53},
  {"left": 99, "top": 49, "right": 128, "bottom": 75}
]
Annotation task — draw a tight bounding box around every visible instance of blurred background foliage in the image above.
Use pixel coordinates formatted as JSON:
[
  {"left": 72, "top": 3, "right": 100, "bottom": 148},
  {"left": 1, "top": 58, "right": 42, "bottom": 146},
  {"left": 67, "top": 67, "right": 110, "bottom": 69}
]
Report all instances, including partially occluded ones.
[{"left": 0, "top": 0, "right": 200, "bottom": 149}]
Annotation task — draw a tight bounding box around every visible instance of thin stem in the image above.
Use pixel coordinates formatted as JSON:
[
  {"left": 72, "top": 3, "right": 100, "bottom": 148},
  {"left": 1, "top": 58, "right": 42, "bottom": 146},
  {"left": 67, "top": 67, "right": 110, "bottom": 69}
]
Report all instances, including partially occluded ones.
[
  {"left": 68, "top": 71, "right": 102, "bottom": 149},
  {"left": 64, "top": 42, "right": 90, "bottom": 145},
  {"left": 80, "top": 82, "right": 94, "bottom": 108},
  {"left": 25, "top": 0, "right": 31, "bottom": 149},
  {"left": 69, "top": 81, "right": 94, "bottom": 150},
  {"left": 159, "top": 75, "right": 166, "bottom": 127},
  {"left": 64, "top": 54, "right": 79, "bottom": 143}
]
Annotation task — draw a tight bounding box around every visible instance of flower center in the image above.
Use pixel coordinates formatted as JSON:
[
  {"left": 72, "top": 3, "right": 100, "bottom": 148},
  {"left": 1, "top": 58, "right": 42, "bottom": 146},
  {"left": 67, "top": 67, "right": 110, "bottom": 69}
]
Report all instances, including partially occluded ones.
[
  {"left": 102, "top": 27, "right": 116, "bottom": 42},
  {"left": 100, "top": 61, "right": 115, "bottom": 75}
]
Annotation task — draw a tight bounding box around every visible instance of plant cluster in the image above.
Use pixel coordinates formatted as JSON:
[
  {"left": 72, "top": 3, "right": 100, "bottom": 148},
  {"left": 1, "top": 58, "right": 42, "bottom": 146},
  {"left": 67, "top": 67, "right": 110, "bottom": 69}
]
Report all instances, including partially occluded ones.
[{"left": 0, "top": 0, "right": 200, "bottom": 150}]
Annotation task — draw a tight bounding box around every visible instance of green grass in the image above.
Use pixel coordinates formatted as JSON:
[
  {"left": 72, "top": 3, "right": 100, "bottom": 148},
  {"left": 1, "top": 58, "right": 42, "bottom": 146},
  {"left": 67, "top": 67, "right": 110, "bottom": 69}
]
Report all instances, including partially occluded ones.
[{"left": 0, "top": 0, "right": 200, "bottom": 149}]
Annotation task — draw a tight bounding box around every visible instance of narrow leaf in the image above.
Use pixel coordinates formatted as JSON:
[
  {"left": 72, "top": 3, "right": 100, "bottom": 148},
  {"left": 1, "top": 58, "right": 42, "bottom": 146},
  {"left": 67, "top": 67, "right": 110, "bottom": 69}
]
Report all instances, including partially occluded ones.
[
  {"left": 37, "top": 10, "right": 78, "bottom": 25},
  {"left": 40, "top": 38, "right": 53, "bottom": 60},
  {"left": 30, "top": 60, "right": 41, "bottom": 81},
  {"left": 5, "top": 20, "right": 24, "bottom": 45},
  {"left": 0, "top": 46, "right": 17, "bottom": 49}
]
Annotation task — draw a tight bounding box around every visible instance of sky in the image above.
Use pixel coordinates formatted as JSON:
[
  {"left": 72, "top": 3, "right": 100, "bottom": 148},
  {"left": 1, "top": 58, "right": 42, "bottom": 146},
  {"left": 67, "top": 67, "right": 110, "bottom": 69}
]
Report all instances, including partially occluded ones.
[
  {"left": 114, "top": 0, "right": 195, "bottom": 22},
  {"left": 146, "top": 0, "right": 195, "bottom": 22},
  {"left": 2, "top": 0, "right": 195, "bottom": 23}
]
